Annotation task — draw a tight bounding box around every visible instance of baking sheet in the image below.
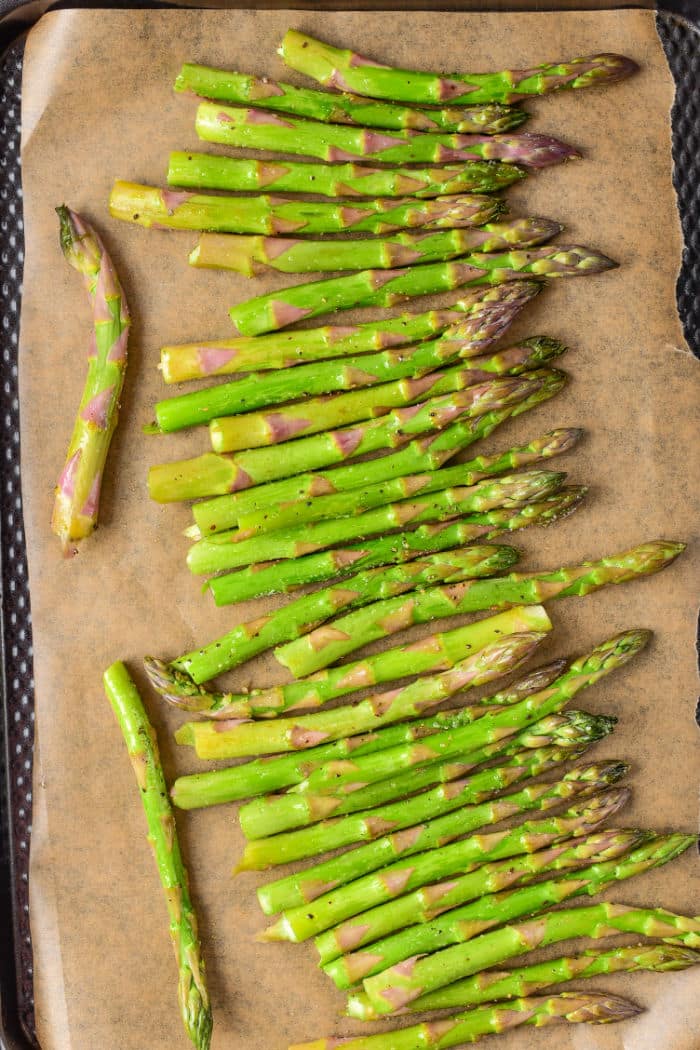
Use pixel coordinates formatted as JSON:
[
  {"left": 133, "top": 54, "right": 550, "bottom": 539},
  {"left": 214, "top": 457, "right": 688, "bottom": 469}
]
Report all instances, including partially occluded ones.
[{"left": 18, "top": 8, "right": 700, "bottom": 1049}]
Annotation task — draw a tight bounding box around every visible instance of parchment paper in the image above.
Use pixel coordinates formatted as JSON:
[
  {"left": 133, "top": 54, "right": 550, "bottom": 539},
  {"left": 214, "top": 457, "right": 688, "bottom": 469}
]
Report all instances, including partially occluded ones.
[{"left": 19, "top": 9, "right": 700, "bottom": 1049}]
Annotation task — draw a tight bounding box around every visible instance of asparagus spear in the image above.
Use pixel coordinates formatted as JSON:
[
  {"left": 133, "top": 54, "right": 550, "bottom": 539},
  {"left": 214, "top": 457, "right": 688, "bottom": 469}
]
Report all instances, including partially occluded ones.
[
  {"left": 317, "top": 828, "right": 648, "bottom": 959},
  {"left": 147, "top": 593, "right": 530, "bottom": 718},
  {"left": 191, "top": 219, "right": 561, "bottom": 276},
  {"left": 190, "top": 366, "right": 564, "bottom": 532},
  {"left": 314, "top": 828, "right": 642, "bottom": 960},
  {"left": 175, "top": 64, "right": 528, "bottom": 133},
  {"left": 175, "top": 626, "right": 547, "bottom": 753},
  {"left": 362, "top": 903, "right": 700, "bottom": 1015},
  {"left": 197, "top": 103, "right": 578, "bottom": 167},
  {"left": 187, "top": 471, "right": 565, "bottom": 575},
  {"left": 149, "top": 373, "right": 544, "bottom": 502},
  {"left": 209, "top": 342, "right": 566, "bottom": 451},
  {"left": 109, "top": 181, "right": 505, "bottom": 235},
  {"left": 235, "top": 428, "right": 579, "bottom": 539},
  {"left": 51, "top": 207, "right": 130, "bottom": 553},
  {"left": 277, "top": 541, "right": 684, "bottom": 677},
  {"left": 161, "top": 282, "right": 539, "bottom": 383},
  {"left": 210, "top": 491, "right": 584, "bottom": 607},
  {"left": 167, "top": 152, "right": 525, "bottom": 200},
  {"left": 241, "top": 709, "right": 612, "bottom": 839},
  {"left": 256, "top": 789, "right": 627, "bottom": 925},
  {"left": 280, "top": 30, "right": 639, "bottom": 105},
  {"left": 168, "top": 666, "right": 569, "bottom": 808},
  {"left": 227, "top": 249, "right": 615, "bottom": 336},
  {"left": 346, "top": 943, "right": 700, "bottom": 1020},
  {"left": 290, "top": 991, "right": 643, "bottom": 1049},
  {"left": 177, "top": 557, "right": 545, "bottom": 686},
  {"left": 324, "top": 834, "right": 693, "bottom": 987},
  {"left": 103, "top": 663, "right": 212, "bottom": 1050},
  {"left": 256, "top": 754, "right": 629, "bottom": 917},
  {"left": 155, "top": 326, "right": 563, "bottom": 435}
]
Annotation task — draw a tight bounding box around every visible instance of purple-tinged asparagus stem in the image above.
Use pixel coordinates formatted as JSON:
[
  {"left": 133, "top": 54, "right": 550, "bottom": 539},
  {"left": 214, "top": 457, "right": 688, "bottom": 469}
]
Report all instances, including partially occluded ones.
[
  {"left": 52, "top": 207, "right": 130, "bottom": 554},
  {"left": 280, "top": 30, "right": 639, "bottom": 105}
]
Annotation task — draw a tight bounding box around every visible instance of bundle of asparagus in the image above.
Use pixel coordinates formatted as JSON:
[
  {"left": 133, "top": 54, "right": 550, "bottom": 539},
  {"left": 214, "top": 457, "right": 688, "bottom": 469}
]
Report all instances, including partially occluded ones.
[{"left": 100, "top": 27, "right": 694, "bottom": 1050}]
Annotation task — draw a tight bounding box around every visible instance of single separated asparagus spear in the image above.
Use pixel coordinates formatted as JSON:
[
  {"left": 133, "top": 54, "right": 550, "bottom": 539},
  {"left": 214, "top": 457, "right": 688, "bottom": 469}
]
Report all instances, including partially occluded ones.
[
  {"left": 313, "top": 826, "right": 647, "bottom": 957},
  {"left": 277, "top": 541, "right": 684, "bottom": 676},
  {"left": 187, "top": 470, "right": 565, "bottom": 575},
  {"left": 236, "top": 428, "right": 579, "bottom": 539},
  {"left": 161, "top": 282, "right": 539, "bottom": 383},
  {"left": 167, "top": 152, "right": 525, "bottom": 200},
  {"left": 103, "top": 663, "right": 212, "bottom": 1050},
  {"left": 149, "top": 372, "right": 543, "bottom": 503},
  {"left": 227, "top": 249, "right": 615, "bottom": 337},
  {"left": 51, "top": 207, "right": 130, "bottom": 553},
  {"left": 154, "top": 323, "right": 562, "bottom": 434},
  {"left": 178, "top": 555, "right": 543, "bottom": 686},
  {"left": 210, "top": 490, "right": 583, "bottom": 608},
  {"left": 209, "top": 341, "right": 566, "bottom": 451},
  {"left": 314, "top": 827, "right": 643, "bottom": 959},
  {"left": 168, "top": 665, "right": 568, "bottom": 808},
  {"left": 362, "top": 903, "right": 700, "bottom": 1016},
  {"left": 191, "top": 218, "right": 561, "bottom": 276},
  {"left": 176, "top": 627, "right": 547, "bottom": 756},
  {"left": 196, "top": 103, "right": 578, "bottom": 167},
  {"left": 280, "top": 30, "right": 639, "bottom": 105},
  {"left": 190, "top": 365, "right": 562, "bottom": 532},
  {"left": 290, "top": 991, "right": 643, "bottom": 1049},
  {"left": 238, "top": 713, "right": 615, "bottom": 846},
  {"left": 324, "top": 834, "right": 693, "bottom": 987},
  {"left": 109, "top": 181, "right": 505, "bottom": 236},
  {"left": 346, "top": 943, "right": 700, "bottom": 1020},
  {"left": 175, "top": 64, "right": 528, "bottom": 133}
]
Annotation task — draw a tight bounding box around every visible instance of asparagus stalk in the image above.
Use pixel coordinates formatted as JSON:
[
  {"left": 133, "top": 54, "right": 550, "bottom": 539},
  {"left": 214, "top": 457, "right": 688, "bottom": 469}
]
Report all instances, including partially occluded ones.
[
  {"left": 209, "top": 490, "right": 584, "bottom": 608},
  {"left": 169, "top": 665, "right": 569, "bottom": 809},
  {"left": 257, "top": 789, "right": 627, "bottom": 925},
  {"left": 209, "top": 341, "right": 566, "bottom": 451},
  {"left": 149, "top": 373, "right": 544, "bottom": 503},
  {"left": 291, "top": 991, "right": 643, "bottom": 1049},
  {"left": 177, "top": 559, "right": 545, "bottom": 686},
  {"left": 161, "top": 283, "right": 539, "bottom": 383},
  {"left": 227, "top": 250, "right": 615, "bottom": 337},
  {"left": 362, "top": 903, "right": 700, "bottom": 1015},
  {"left": 167, "top": 152, "right": 525, "bottom": 200},
  {"left": 235, "top": 428, "right": 579, "bottom": 539},
  {"left": 109, "top": 181, "right": 505, "bottom": 236},
  {"left": 175, "top": 64, "right": 528, "bottom": 134},
  {"left": 51, "top": 207, "right": 130, "bottom": 553},
  {"left": 277, "top": 541, "right": 684, "bottom": 677},
  {"left": 280, "top": 30, "right": 639, "bottom": 105},
  {"left": 187, "top": 471, "right": 565, "bottom": 575},
  {"left": 318, "top": 828, "right": 646, "bottom": 960},
  {"left": 103, "top": 663, "right": 212, "bottom": 1050},
  {"left": 190, "top": 219, "right": 561, "bottom": 276},
  {"left": 239, "top": 715, "right": 615, "bottom": 849},
  {"left": 175, "top": 626, "right": 547, "bottom": 755},
  {"left": 325, "top": 834, "right": 693, "bottom": 988},
  {"left": 154, "top": 323, "right": 562, "bottom": 434},
  {"left": 256, "top": 753, "right": 628, "bottom": 917},
  {"left": 147, "top": 593, "right": 529, "bottom": 718},
  {"left": 346, "top": 943, "right": 700, "bottom": 1020},
  {"left": 196, "top": 103, "right": 578, "bottom": 167},
  {"left": 190, "top": 366, "right": 564, "bottom": 532}
]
